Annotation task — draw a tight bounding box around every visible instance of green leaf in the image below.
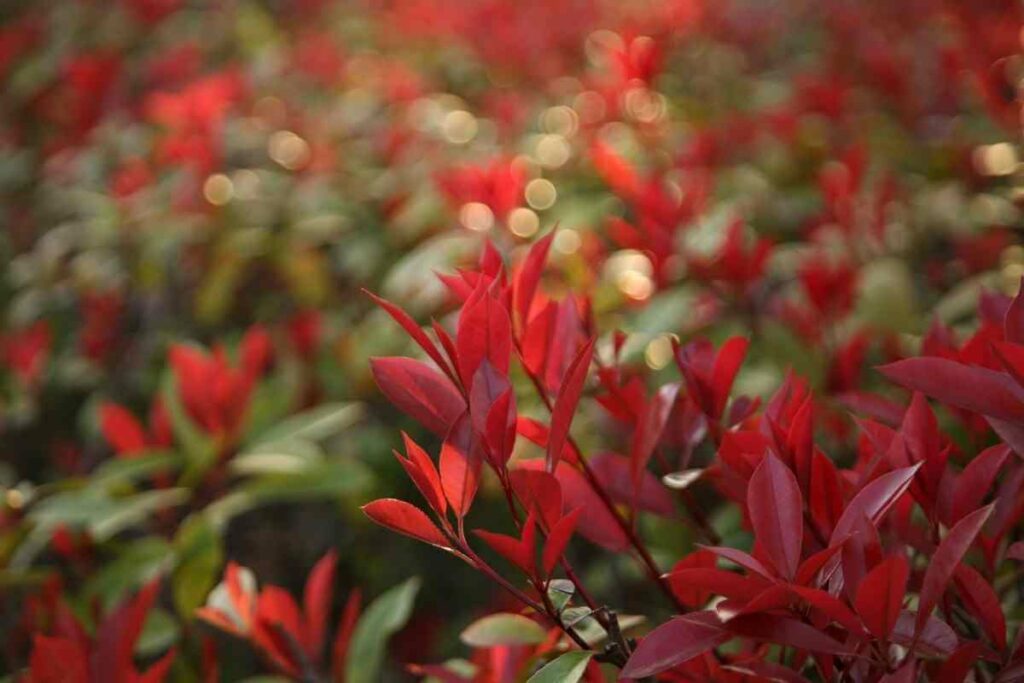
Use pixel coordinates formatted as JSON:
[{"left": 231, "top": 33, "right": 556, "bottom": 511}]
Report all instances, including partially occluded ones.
[
  {"left": 252, "top": 402, "right": 364, "bottom": 445},
  {"left": 231, "top": 438, "right": 323, "bottom": 476},
  {"left": 344, "top": 577, "right": 420, "bottom": 683},
  {"left": 82, "top": 537, "right": 172, "bottom": 608},
  {"left": 547, "top": 579, "right": 575, "bottom": 613},
  {"left": 172, "top": 515, "right": 224, "bottom": 618},
  {"left": 137, "top": 607, "right": 180, "bottom": 658},
  {"left": 88, "top": 451, "right": 183, "bottom": 491},
  {"left": 460, "top": 613, "right": 548, "bottom": 648},
  {"left": 89, "top": 489, "right": 189, "bottom": 542},
  {"left": 526, "top": 651, "right": 594, "bottom": 683},
  {"left": 236, "top": 458, "right": 373, "bottom": 501},
  {"left": 242, "top": 359, "right": 303, "bottom": 439}
]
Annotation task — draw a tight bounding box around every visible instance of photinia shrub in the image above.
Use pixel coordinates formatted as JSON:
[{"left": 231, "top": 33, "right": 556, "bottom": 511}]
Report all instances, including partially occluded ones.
[
  {"left": 364, "top": 234, "right": 1024, "bottom": 681},
  {"left": 2, "top": 0, "right": 1022, "bottom": 680}
]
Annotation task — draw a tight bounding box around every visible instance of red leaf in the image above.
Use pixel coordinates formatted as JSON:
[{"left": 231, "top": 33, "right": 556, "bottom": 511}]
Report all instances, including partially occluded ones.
[
  {"left": 397, "top": 433, "right": 446, "bottom": 517},
  {"left": 723, "top": 660, "right": 812, "bottom": 683},
  {"left": 362, "top": 499, "right": 451, "bottom": 548},
  {"left": 747, "top": 453, "right": 803, "bottom": 579},
  {"left": 879, "top": 662, "right": 916, "bottom": 683},
  {"left": 892, "top": 611, "right": 957, "bottom": 657},
  {"left": 629, "top": 383, "right": 680, "bottom": 494},
  {"left": 475, "top": 518, "right": 536, "bottom": 575},
  {"left": 93, "top": 580, "right": 162, "bottom": 680},
  {"left": 331, "top": 589, "right": 362, "bottom": 679},
  {"left": 830, "top": 464, "right": 921, "bottom": 546},
  {"left": 546, "top": 338, "right": 595, "bottom": 471},
  {"left": 916, "top": 504, "right": 994, "bottom": 637},
  {"left": 137, "top": 648, "right": 176, "bottom": 683},
  {"left": 366, "top": 291, "right": 456, "bottom": 383},
  {"left": 666, "top": 567, "right": 766, "bottom": 604},
  {"left": 239, "top": 325, "right": 272, "bottom": 378},
  {"left": 701, "top": 545, "right": 775, "bottom": 580},
  {"left": 542, "top": 508, "right": 581, "bottom": 574},
  {"left": 253, "top": 586, "right": 304, "bottom": 677},
  {"left": 789, "top": 585, "right": 864, "bottom": 634},
  {"left": 513, "top": 231, "right": 554, "bottom": 331},
  {"left": 711, "top": 337, "right": 749, "bottom": 417},
  {"left": 809, "top": 451, "right": 843, "bottom": 539},
  {"left": 483, "top": 386, "right": 516, "bottom": 469},
  {"left": 853, "top": 555, "right": 908, "bottom": 640},
  {"left": 516, "top": 460, "right": 629, "bottom": 551},
  {"left": 99, "top": 402, "right": 149, "bottom": 456},
  {"left": 508, "top": 469, "right": 562, "bottom": 528},
  {"left": 440, "top": 413, "right": 484, "bottom": 518},
  {"left": 952, "top": 444, "right": 1009, "bottom": 523},
  {"left": 370, "top": 357, "right": 465, "bottom": 436},
  {"left": 621, "top": 612, "right": 729, "bottom": 678},
  {"left": 302, "top": 551, "right": 336, "bottom": 661},
  {"left": 795, "top": 544, "right": 845, "bottom": 587},
  {"left": 726, "top": 613, "right": 851, "bottom": 655},
  {"left": 456, "top": 284, "right": 512, "bottom": 390},
  {"left": 591, "top": 452, "right": 675, "bottom": 517},
  {"left": 28, "top": 636, "right": 89, "bottom": 683},
  {"left": 723, "top": 584, "right": 791, "bottom": 620},
  {"left": 955, "top": 564, "right": 1006, "bottom": 649},
  {"left": 935, "top": 642, "right": 983, "bottom": 683},
  {"left": 879, "top": 358, "right": 1024, "bottom": 421}
]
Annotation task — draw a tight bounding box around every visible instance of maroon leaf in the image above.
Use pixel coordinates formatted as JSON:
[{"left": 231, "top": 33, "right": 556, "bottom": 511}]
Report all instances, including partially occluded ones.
[
  {"left": 916, "top": 504, "right": 994, "bottom": 637},
  {"left": 362, "top": 499, "right": 451, "bottom": 548},
  {"left": 93, "top": 580, "right": 162, "bottom": 680},
  {"left": 830, "top": 464, "right": 921, "bottom": 546},
  {"left": 955, "top": 564, "right": 1006, "bottom": 649},
  {"left": 517, "top": 460, "right": 629, "bottom": 551},
  {"left": 892, "top": 611, "right": 957, "bottom": 657},
  {"left": 809, "top": 451, "right": 842, "bottom": 539},
  {"left": 621, "top": 612, "right": 729, "bottom": 678},
  {"left": 879, "top": 358, "right": 1024, "bottom": 422},
  {"left": 722, "top": 584, "right": 791, "bottom": 620},
  {"left": 546, "top": 337, "right": 595, "bottom": 471},
  {"left": 952, "top": 444, "right": 1009, "bottom": 523},
  {"left": 795, "top": 544, "right": 845, "bottom": 587},
  {"left": 665, "top": 568, "right": 766, "bottom": 603},
  {"left": 700, "top": 545, "right": 775, "bottom": 580},
  {"left": 711, "top": 337, "right": 749, "bottom": 417},
  {"left": 591, "top": 452, "right": 675, "bottom": 517},
  {"left": 723, "top": 660, "right": 812, "bottom": 683},
  {"left": 726, "top": 613, "right": 851, "bottom": 655},
  {"left": 508, "top": 468, "right": 562, "bottom": 528},
  {"left": 630, "top": 383, "right": 681, "bottom": 495},
  {"left": 788, "top": 585, "right": 864, "bottom": 634},
  {"left": 747, "top": 453, "right": 803, "bottom": 579},
  {"left": 935, "top": 642, "right": 983, "bottom": 683},
  {"left": 879, "top": 662, "right": 916, "bottom": 683},
  {"left": 371, "top": 357, "right": 465, "bottom": 436},
  {"left": 853, "top": 555, "right": 908, "bottom": 640}
]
